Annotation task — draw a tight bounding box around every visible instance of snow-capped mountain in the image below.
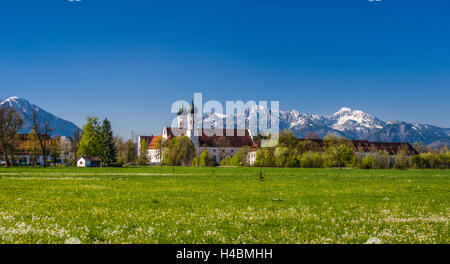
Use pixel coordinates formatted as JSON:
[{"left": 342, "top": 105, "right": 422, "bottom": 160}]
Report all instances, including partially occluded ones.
[
  {"left": 328, "top": 107, "right": 385, "bottom": 137},
  {"left": 0, "top": 96, "right": 80, "bottom": 138},
  {"left": 202, "top": 105, "right": 449, "bottom": 146}
]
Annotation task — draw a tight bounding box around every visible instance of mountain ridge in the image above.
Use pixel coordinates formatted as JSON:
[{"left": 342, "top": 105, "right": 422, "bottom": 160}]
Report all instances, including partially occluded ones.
[
  {"left": 203, "top": 105, "right": 449, "bottom": 146},
  {"left": 2, "top": 96, "right": 448, "bottom": 146},
  {"left": 0, "top": 96, "right": 80, "bottom": 138}
]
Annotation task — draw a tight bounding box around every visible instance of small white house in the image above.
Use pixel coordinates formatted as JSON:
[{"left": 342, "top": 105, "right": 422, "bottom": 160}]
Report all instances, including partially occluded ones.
[{"left": 77, "top": 156, "right": 101, "bottom": 167}]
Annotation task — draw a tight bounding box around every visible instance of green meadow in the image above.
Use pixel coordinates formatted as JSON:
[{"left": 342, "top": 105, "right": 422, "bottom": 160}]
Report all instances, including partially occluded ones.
[{"left": 0, "top": 167, "right": 448, "bottom": 244}]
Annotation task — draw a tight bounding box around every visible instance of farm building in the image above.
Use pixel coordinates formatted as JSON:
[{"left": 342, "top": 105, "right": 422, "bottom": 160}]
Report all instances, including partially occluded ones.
[
  {"left": 297, "top": 138, "right": 418, "bottom": 156},
  {"left": 3, "top": 133, "right": 70, "bottom": 166},
  {"left": 77, "top": 156, "right": 101, "bottom": 167}
]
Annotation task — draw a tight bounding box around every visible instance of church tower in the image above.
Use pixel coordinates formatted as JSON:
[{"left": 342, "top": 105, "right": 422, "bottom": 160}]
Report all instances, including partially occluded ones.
[
  {"left": 177, "top": 106, "right": 186, "bottom": 129},
  {"left": 186, "top": 99, "right": 198, "bottom": 147}
]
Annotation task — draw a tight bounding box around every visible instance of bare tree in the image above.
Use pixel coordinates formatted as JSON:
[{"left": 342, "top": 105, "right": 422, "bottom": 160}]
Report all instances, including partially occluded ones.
[
  {"left": 154, "top": 136, "right": 164, "bottom": 165},
  {"left": 215, "top": 136, "right": 231, "bottom": 161},
  {"left": 0, "top": 106, "right": 24, "bottom": 166},
  {"left": 60, "top": 136, "right": 72, "bottom": 165},
  {"left": 32, "top": 109, "right": 53, "bottom": 167},
  {"left": 70, "top": 129, "right": 81, "bottom": 162},
  {"left": 50, "top": 136, "right": 62, "bottom": 165}
]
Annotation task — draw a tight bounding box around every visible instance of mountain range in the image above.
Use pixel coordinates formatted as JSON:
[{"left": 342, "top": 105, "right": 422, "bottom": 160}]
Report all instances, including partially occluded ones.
[
  {"left": 203, "top": 106, "right": 450, "bottom": 146},
  {"left": 0, "top": 96, "right": 80, "bottom": 138},
  {"left": 1, "top": 96, "right": 449, "bottom": 146}
]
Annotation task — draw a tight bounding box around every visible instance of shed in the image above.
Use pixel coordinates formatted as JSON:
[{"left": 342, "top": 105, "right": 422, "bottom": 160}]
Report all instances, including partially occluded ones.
[{"left": 77, "top": 156, "right": 101, "bottom": 167}]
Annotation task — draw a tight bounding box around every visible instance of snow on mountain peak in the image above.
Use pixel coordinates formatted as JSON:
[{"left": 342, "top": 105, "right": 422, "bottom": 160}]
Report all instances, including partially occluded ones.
[
  {"left": 335, "top": 107, "right": 352, "bottom": 114},
  {"left": 5, "top": 96, "right": 20, "bottom": 102},
  {"left": 0, "top": 97, "right": 80, "bottom": 138},
  {"left": 328, "top": 107, "right": 383, "bottom": 131}
]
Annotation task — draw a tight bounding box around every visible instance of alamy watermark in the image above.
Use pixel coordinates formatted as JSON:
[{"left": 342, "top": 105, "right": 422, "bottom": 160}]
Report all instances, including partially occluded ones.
[{"left": 170, "top": 93, "right": 279, "bottom": 147}]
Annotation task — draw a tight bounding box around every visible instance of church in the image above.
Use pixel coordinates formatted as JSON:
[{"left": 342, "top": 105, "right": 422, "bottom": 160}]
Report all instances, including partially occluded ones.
[{"left": 138, "top": 102, "right": 258, "bottom": 165}]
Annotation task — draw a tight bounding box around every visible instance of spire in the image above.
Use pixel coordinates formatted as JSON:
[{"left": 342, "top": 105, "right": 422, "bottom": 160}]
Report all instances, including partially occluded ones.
[{"left": 189, "top": 97, "right": 196, "bottom": 114}]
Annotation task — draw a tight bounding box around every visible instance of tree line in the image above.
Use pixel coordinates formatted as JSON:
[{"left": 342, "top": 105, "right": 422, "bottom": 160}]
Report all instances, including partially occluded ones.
[
  {"left": 169, "top": 130, "right": 449, "bottom": 170},
  {"left": 0, "top": 108, "right": 139, "bottom": 167},
  {"left": 0, "top": 106, "right": 66, "bottom": 167},
  {"left": 1, "top": 105, "right": 449, "bottom": 169}
]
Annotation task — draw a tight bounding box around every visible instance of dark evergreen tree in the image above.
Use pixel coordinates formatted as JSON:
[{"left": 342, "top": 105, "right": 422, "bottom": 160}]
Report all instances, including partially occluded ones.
[{"left": 100, "top": 118, "right": 117, "bottom": 166}]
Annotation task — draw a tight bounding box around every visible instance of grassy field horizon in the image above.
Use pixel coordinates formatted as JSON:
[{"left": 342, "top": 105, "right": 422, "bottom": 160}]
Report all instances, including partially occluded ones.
[{"left": 0, "top": 167, "right": 448, "bottom": 244}]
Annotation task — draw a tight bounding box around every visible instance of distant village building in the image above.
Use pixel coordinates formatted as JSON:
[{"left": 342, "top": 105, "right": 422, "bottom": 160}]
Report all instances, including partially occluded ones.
[
  {"left": 137, "top": 135, "right": 163, "bottom": 165},
  {"left": 77, "top": 156, "right": 101, "bottom": 167},
  {"left": 298, "top": 138, "right": 418, "bottom": 156},
  {"left": 6, "top": 133, "right": 70, "bottom": 166}
]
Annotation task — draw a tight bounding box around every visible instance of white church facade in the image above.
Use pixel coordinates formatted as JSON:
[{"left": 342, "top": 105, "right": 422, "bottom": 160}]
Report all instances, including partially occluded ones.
[{"left": 138, "top": 103, "right": 258, "bottom": 166}]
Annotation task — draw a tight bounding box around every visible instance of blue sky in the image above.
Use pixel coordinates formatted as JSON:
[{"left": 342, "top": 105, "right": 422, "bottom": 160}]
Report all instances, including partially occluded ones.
[{"left": 1, "top": 0, "right": 449, "bottom": 137}]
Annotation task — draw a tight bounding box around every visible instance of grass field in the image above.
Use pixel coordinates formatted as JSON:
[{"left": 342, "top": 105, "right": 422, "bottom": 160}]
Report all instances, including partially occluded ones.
[{"left": 0, "top": 166, "right": 448, "bottom": 244}]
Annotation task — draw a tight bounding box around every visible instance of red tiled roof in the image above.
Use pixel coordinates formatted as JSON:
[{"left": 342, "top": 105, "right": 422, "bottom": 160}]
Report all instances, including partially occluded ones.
[
  {"left": 149, "top": 135, "right": 162, "bottom": 149},
  {"left": 140, "top": 135, "right": 163, "bottom": 149}
]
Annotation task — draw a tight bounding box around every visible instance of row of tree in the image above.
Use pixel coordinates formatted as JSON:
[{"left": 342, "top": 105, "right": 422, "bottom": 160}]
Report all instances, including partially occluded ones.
[
  {"left": 0, "top": 106, "right": 59, "bottom": 166},
  {"left": 2, "top": 105, "right": 449, "bottom": 169},
  {"left": 0, "top": 107, "right": 139, "bottom": 167},
  {"left": 185, "top": 130, "right": 449, "bottom": 169}
]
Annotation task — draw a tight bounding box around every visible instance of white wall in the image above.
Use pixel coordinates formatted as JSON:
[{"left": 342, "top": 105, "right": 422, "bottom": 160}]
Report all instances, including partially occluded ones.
[
  {"left": 146, "top": 149, "right": 162, "bottom": 165},
  {"left": 77, "top": 158, "right": 86, "bottom": 167},
  {"left": 197, "top": 147, "right": 243, "bottom": 163}
]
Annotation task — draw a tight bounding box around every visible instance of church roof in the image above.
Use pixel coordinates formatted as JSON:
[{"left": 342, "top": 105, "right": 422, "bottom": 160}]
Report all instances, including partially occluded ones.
[
  {"left": 164, "top": 127, "right": 255, "bottom": 148},
  {"left": 199, "top": 129, "right": 254, "bottom": 148}
]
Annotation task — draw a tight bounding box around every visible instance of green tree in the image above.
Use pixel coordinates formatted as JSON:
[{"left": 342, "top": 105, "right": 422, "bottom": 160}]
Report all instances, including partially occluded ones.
[
  {"left": 229, "top": 154, "right": 241, "bottom": 166},
  {"left": 220, "top": 156, "right": 232, "bottom": 166},
  {"left": 300, "top": 151, "right": 323, "bottom": 168},
  {"left": 278, "top": 130, "right": 298, "bottom": 150},
  {"left": 138, "top": 138, "right": 149, "bottom": 165},
  {"left": 198, "top": 149, "right": 214, "bottom": 166},
  {"left": 235, "top": 146, "right": 251, "bottom": 166},
  {"left": 274, "top": 147, "right": 289, "bottom": 167},
  {"left": 77, "top": 117, "right": 102, "bottom": 158},
  {"left": 125, "top": 139, "right": 138, "bottom": 164},
  {"left": 163, "top": 136, "right": 196, "bottom": 166},
  {"left": 373, "top": 150, "right": 390, "bottom": 169},
  {"left": 323, "top": 134, "right": 354, "bottom": 170},
  {"left": 285, "top": 155, "right": 300, "bottom": 167},
  {"left": 191, "top": 156, "right": 199, "bottom": 167},
  {"left": 262, "top": 148, "right": 276, "bottom": 167},
  {"left": 393, "top": 151, "right": 409, "bottom": 169},
  {"left": 253, "top": 149, "right": 264, "bottom": 167},
  {"left": 99, "top": 118, "right": 117, "bottom": 166},
  {"left": 359, "top": 155, "right": 374, "bottom": 169}
]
